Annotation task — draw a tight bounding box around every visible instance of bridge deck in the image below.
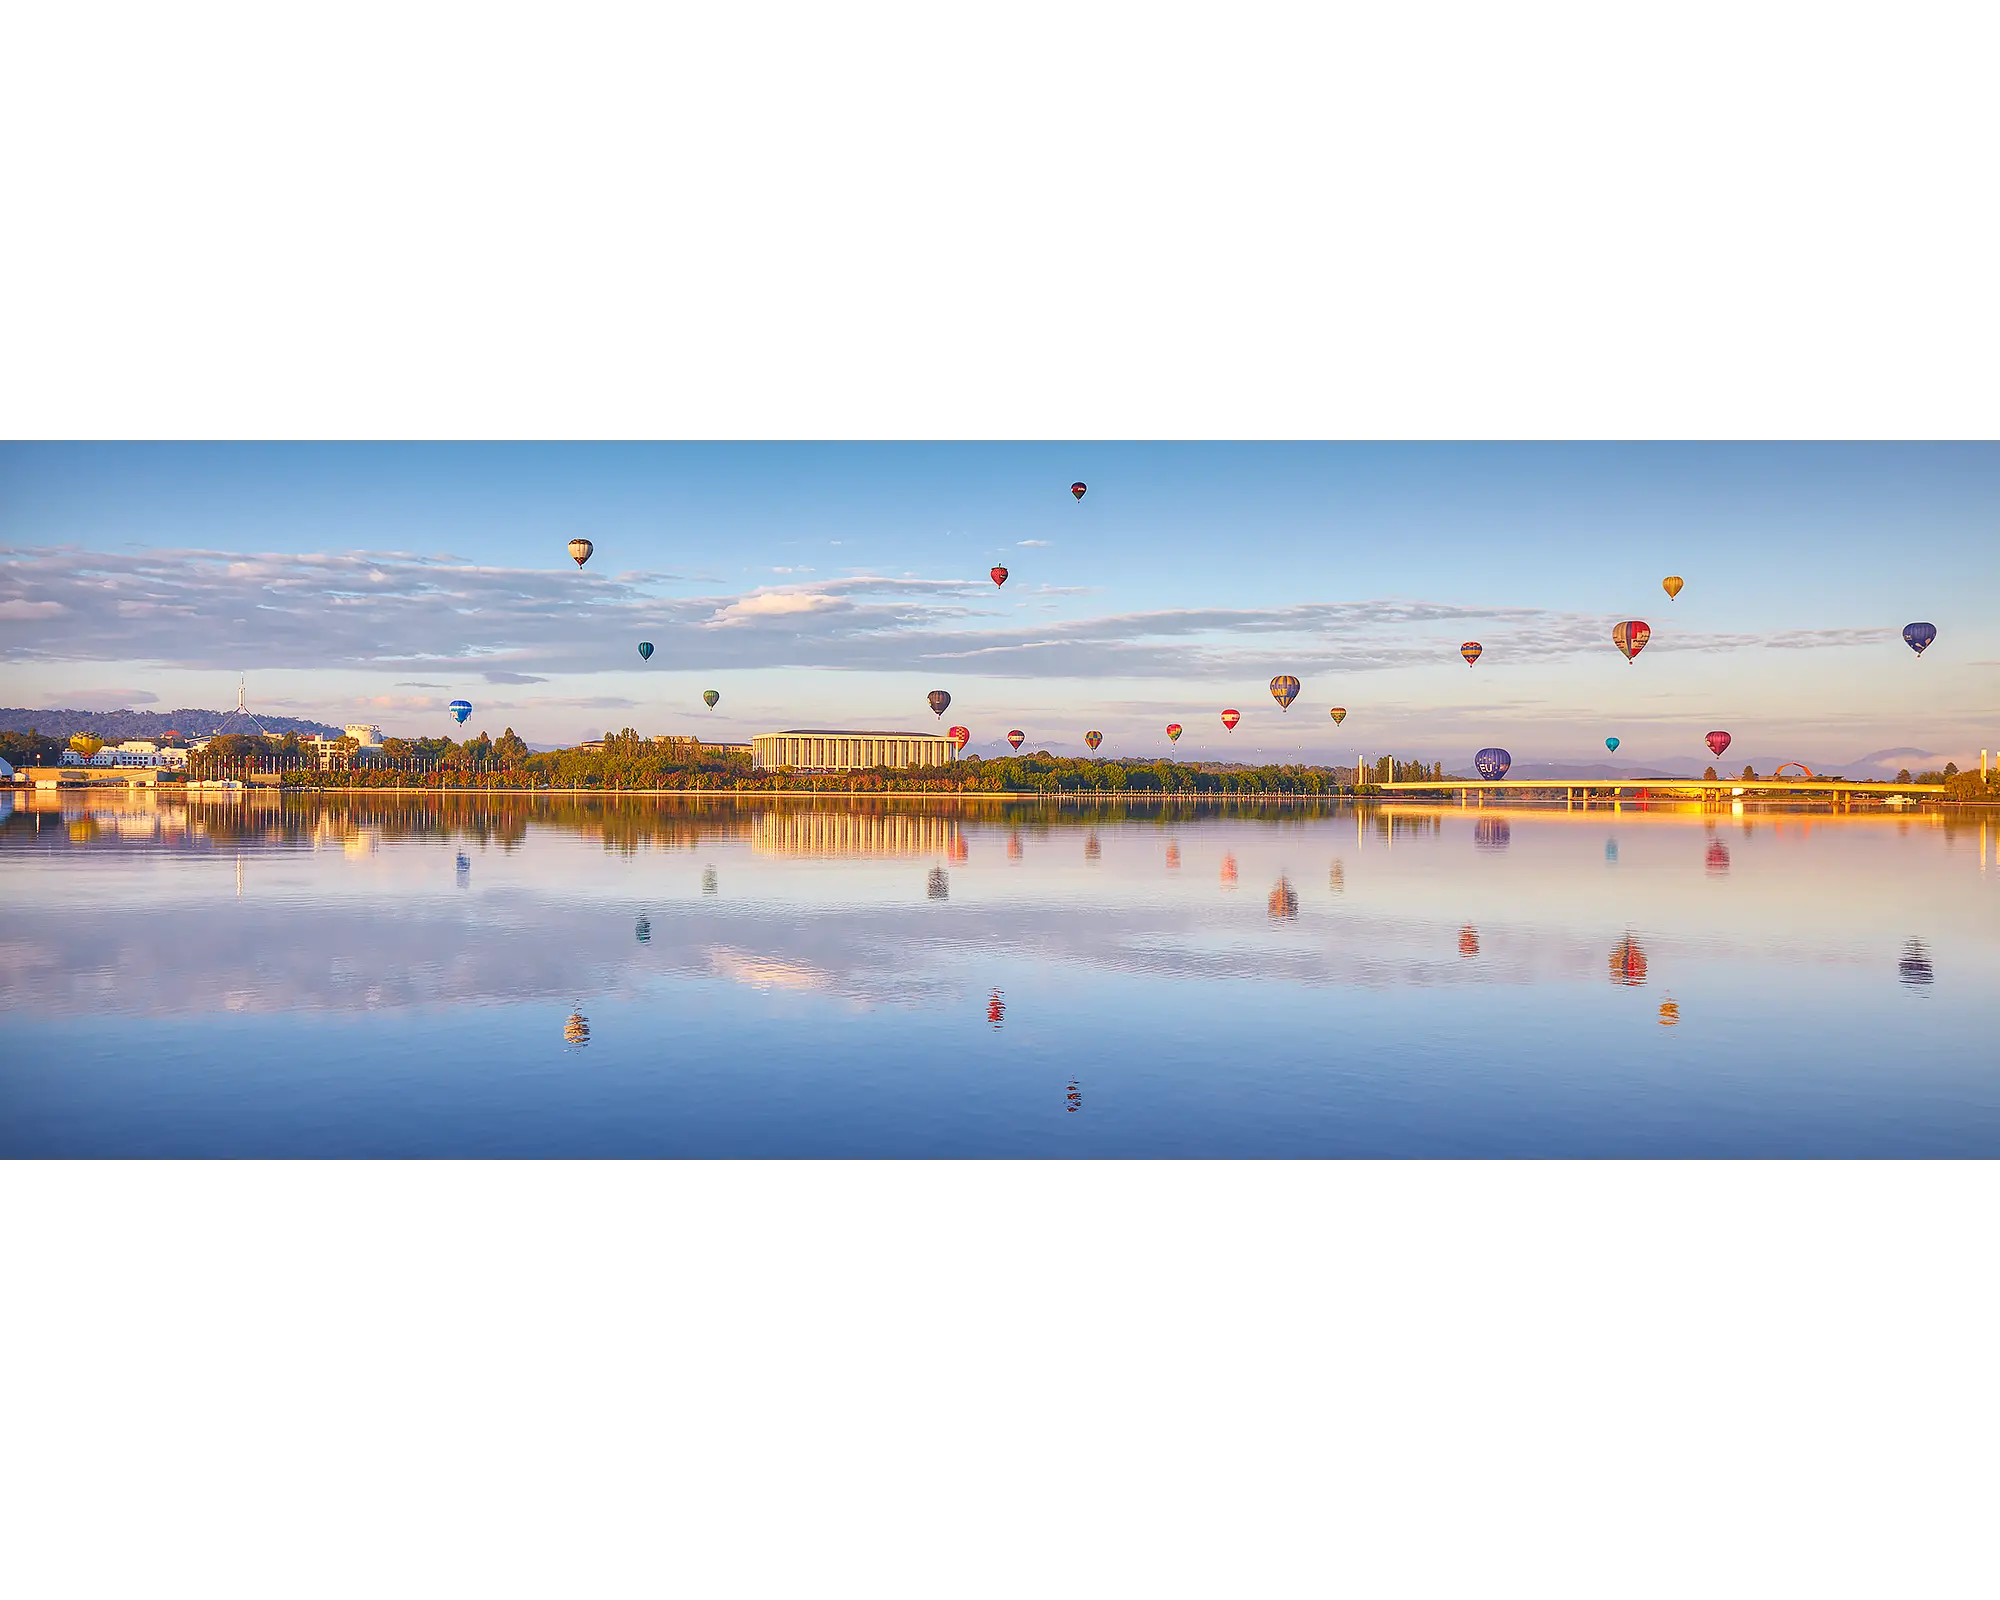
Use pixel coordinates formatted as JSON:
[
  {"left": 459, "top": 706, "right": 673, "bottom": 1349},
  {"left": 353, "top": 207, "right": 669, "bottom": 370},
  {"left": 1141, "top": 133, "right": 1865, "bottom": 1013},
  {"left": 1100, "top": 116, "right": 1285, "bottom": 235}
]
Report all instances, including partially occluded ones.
[{"left": 1379, "top": 778, "right": 1945, "bottom": 796}]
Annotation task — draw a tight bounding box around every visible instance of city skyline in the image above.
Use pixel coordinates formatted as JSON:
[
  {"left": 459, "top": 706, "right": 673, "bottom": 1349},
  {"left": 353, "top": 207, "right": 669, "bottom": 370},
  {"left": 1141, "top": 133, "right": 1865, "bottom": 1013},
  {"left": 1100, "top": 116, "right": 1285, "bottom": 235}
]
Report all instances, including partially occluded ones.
[{"left": 2, "top": 442, "right": 1994, "bottom": 773}]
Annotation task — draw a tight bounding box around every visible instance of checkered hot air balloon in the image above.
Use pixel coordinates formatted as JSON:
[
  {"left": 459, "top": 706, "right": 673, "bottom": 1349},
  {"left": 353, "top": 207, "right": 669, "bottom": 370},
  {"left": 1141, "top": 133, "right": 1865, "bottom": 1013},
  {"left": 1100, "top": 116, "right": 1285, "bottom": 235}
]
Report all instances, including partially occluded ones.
[{"left": 1084, "top": 730, "right": 1103, "bottom": 751}]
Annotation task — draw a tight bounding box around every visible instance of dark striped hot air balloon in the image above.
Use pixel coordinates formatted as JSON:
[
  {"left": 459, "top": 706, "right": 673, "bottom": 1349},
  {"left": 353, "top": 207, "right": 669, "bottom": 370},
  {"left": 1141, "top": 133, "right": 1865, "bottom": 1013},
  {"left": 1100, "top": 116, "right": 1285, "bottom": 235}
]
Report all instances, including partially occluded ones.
[
  {"left": 927, "top": 689, "right": 951, "bottom": 718},
  {"left": 1084, "top": 730, "right": 1103, "bottom": 751},
  {"left": 1612, "top": 620, "right": 1651, "bottom": 663},
  {"left": 637, "top": 642, "right": 654, "bottom": 661},
  {"left": 1460, "top": 641, "right": 1483, "bottom": 667},
  {"left": 1269, "top": 675, "right": 1300, "bottom": 711},
  {"left": 1007, "top": 729, "right": 1024, "bottom": 750}
]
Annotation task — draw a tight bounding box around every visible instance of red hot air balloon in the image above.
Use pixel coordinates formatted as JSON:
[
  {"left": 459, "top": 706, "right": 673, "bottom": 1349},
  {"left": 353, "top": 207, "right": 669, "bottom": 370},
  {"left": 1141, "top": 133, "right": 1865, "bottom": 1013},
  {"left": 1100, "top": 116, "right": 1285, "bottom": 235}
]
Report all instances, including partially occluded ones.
[
  {"left": 1612, "top": 620, "right": 1652, "bottom": 663},
  {"left": 1070, "top": 482, "right": 1087, "bottom": 500},
  {"left": 1084, "top": 730, "right": 1103, "bottom": 751},
  {"left": 947, "top": 725, "right": 970, "bottom": 752},
  {"left": 1165, "top": 723, "right": 1182, "bottom": 743},
  {"left": 1220, "top": 709, "right": 1240, "bottom": 730},
  {"left": 990, "top": 566, "right": 1008, "bottom": 587},
  {"left": 1460, "top": 642, "right": 1483, "bottom": 667},
  {"left": 1705, "top": 731, "right": 1732, "bottom": 759},
  {"left": 1007, "top": 729, "right": 1025, "bottom": 750}
]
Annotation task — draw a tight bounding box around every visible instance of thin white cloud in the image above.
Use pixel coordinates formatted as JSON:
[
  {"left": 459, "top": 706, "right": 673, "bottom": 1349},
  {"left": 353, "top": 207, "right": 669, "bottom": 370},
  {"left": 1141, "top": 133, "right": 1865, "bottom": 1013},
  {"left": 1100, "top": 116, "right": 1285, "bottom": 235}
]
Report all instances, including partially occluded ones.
[{"left": 1017, "top": 539, "right": 1052, "bottom": 547}]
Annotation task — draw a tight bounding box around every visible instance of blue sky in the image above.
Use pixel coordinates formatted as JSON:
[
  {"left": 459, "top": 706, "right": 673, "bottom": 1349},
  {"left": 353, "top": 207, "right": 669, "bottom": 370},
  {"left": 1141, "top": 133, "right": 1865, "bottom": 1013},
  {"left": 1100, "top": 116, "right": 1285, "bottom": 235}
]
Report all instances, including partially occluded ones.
[{"left": 2, "top": 442, "right": 1995, "bottom": 771}]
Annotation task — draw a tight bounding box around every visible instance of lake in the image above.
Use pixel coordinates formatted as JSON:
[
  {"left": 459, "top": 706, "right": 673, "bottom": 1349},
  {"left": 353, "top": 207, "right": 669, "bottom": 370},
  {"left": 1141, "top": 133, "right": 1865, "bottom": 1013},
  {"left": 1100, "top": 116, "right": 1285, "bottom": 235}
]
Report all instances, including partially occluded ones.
[{"left": 3, "top": 790, "right": 1995, "bottom": 1157}]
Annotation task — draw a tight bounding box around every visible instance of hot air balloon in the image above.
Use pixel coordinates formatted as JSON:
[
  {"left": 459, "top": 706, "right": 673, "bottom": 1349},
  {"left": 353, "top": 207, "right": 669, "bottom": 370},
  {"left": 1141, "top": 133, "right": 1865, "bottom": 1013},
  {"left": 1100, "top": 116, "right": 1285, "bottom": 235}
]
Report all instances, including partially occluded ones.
[
  {"left": 1663, "top": 575, "right": 1684, "bottom": 601},
  {"left": 1329, "top": 707, "right": 1347, "bottom": 725},
  {"left": 1903, "top": 622, "right": 1936, "bottom": 657},
  {"left": 449, "top": 700, "right": 472, "bottom": 725},
  {"left": 637, "top": 642, "right": 654, "bottom": 661},
  {"left": 1070, "top": 482, "right": 1087, "bottom": 500},
  {"left": 703, "top": 690, "right": 720, "bottom": 709},
  {"left": 1166, "top": 723, "right": 1182, "bottom": 743},
  {"left": 1007, "top": 729, "right": 1024, "bottom": 750},
  {"left": 1270, "top": 675, "right": 1300, "bottom": 711},
  {"left": 1220, "top": 709, "right": 1240, "bottom": 730},
  {"left": 927, "top": 689, "right": 951, "bottom": 718},
  {"left": 1605, "top": 736, "right": 1620, "bottom": 752},
  {"left": 947, "top": 725, "right": 969, "bottom": 753},
  {"left": 1460, "top": 642, "right": 1483, "bottom": 667},
  {"left": 990, "top": 566, "right": 1008, "bottom": 587},
  {"left": 567, "top": 539, "right": 593, "bottom": 568},
  {"left": 1474, "top": 747, "right": 1512, "bottom": 780},
  {"left": 1612, "top": 620, "right": 1651, "bottom": 663},
  {"left": 1705, "top": 731, "right": 1731, "bottom": 758},
  {"left": 1084, "top": 730, "right": 1103, "bottom": 751}
]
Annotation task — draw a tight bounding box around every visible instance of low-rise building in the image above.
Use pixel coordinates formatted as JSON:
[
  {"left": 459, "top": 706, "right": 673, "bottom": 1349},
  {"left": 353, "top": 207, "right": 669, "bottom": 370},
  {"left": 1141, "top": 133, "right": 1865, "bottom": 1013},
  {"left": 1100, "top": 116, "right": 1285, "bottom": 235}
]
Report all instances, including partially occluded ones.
[{"left": 751, "top": 730, "right": 956, "bottom": 772}]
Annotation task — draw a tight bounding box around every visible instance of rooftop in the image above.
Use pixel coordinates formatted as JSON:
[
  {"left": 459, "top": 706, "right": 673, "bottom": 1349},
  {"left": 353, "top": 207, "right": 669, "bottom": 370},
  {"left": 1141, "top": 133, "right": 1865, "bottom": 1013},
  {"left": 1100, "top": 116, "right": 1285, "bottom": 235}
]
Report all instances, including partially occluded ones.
[{"left": 765, "top": 729, "right": 952, "bottom": 738}]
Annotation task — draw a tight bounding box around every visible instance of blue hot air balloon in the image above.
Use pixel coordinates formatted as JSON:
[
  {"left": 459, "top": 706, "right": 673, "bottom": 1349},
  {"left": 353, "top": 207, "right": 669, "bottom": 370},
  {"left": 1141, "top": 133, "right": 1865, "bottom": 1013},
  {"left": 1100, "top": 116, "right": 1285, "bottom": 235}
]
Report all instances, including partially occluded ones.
[
  {"left": 1474, "top": 747, "right": 1512, "bottom": 780},
  {"left": 449, "top": 700, "right": 472, "bottom": 725},
  {"left": 1605, "top": 737, "right": 1620, "bottom": 752},
  {"left": 1902, "top": 622, "right": 1936, "bottom": 657}
]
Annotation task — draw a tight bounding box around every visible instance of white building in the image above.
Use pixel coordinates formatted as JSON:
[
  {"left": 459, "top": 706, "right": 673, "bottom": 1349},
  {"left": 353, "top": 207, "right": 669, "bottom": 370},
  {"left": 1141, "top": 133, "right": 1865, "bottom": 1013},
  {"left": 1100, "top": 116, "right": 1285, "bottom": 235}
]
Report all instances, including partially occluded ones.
[
  {"left": 751, "top": 730, "right": 956, "bottom": 772},
  {"left": 344, "top": 723, "right": 384, "bottom": 747}
]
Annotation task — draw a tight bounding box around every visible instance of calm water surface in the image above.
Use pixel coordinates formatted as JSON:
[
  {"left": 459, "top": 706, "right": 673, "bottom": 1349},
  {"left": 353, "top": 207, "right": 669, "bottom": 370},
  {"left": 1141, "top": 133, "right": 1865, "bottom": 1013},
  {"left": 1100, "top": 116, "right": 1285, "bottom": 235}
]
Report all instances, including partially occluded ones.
[{"left": 4, "top": 791, "right": 1996, "bottom": 1157}]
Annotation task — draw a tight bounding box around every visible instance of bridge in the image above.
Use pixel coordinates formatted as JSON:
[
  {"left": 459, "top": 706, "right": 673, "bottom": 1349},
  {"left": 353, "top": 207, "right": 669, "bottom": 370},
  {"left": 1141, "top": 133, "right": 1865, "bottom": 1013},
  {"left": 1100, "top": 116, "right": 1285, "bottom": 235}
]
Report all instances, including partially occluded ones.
[{"left": 1377, "top": 777, "right": 1947, "bottom": 808}]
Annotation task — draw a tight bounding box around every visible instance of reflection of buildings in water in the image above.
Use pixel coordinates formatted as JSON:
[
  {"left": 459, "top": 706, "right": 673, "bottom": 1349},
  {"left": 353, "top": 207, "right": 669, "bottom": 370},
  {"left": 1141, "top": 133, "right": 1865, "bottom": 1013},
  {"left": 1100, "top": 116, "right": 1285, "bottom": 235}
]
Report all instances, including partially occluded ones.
[
  {"left": 987, "top": 987, "right": 1004, "bottom": 1029},
  {"left": 752, "top": 809, "right": 965, "bottom": 859},
  {"left": 1267, "top": 876, "right": 1298, "bottom": 920},
  {"left": 1658, "top": 998, "right": 1680, "bottom": 1026},
  {"left": 564, "top": 1011, "right": 591, "bottom": 1046},
  {"left": 1459, "top": 924, "right": 1479, "bottom": 958},
  {"left": 1705, "top": 840, "right": 1731, "bottom": 875},
  {"left": 1609, "top": 935, "right": 1649, "bottom": 987},
  {"left": 1474, "top": 818, "right": 1511, "bottom": 852},
  {"left": 1898, "top": 939, "right": 1933, "bottom": 989},
  {"left": 927, "top": 867, "right": 949, "bottom": 901},
  {"left": 1084, "top": 832, "right": 1100, "bottom": 863},
  {"left": 1006, "top": 831, "right": 1023, "bottom": 863},
  {"left": 1165, "top": 840, "right": 1181, "bottom": 870},
  {"left": 1328, "top": 860, "right": 1344, "bottom": 893},
  {"left": 1219, "top": 852, "right": 1237, "bottom": 888},
  {"left": 701, "top": 865, "right": 718, "bottom": 896}
]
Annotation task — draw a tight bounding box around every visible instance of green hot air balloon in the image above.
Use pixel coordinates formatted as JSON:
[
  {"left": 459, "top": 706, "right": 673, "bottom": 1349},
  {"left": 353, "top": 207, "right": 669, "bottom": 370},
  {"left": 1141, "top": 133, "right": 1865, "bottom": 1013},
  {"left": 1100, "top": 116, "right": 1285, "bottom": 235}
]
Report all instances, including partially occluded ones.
[
  {"left": 637, "top": 642, "right": 654, "bottom": 661},
  {"left": 703, "top": 690, "right": 720, "bottom": 709}
]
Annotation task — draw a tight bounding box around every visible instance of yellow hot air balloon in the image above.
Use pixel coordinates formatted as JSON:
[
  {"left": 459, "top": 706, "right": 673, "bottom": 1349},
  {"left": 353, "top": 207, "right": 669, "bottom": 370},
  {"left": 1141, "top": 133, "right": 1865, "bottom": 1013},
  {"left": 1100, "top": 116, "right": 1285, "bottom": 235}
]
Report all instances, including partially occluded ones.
[
  {"left": 1662, "top": 575, "right": 1684, "bottom": 601},
  {"left": 568, "top": 539, "right": 594, "bottom": 568}
]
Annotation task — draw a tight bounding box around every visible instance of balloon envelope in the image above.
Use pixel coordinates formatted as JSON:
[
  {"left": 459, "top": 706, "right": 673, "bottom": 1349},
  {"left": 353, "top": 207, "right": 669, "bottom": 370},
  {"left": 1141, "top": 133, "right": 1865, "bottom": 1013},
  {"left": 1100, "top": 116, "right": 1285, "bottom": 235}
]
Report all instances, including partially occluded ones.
[
  {"left": 1220, "top": 709, "right": 1240, "bottom": 730},
  {"left": 1165, "top": 723, "right": 1182, "bottom": 742},
  {"left": 1612, "top": 620, "right": 1652, "bottom": 662},
  {"left": 1007, "top": 729, "right": 1025, "bottom": 750},
  {"left": 1474, "top": 747, "right": 1512, "bottom": 780},
  {"left": 946, "top": 725, "right": 969, "bottom": 752},
  {"left": 927, "top": 689, "right": 951, "bottom": 717},
  {"left": 637, "top": 641, "right": 653, "bottom": 660},
  {"left": 449, "top": 700, "right": 472, "bottom": 725},
  {"left": 567, "top": 539, "right": 593, "bottom": 568},
  {"left": 1460, "top": 641, "right": 1483, "bottom": 666},
  {"left": 1084, "top": 730, "right": 1103, "bottom": 751},
  {"left": 703, "top": 689, "right": 720, "bottom": 709},
  {"left": 1663, "top": 575, "right": 1684, "bottom": 601},
  {"left": 1269, "top": 675, "right": 1300, "bottom": 710},
  {"left": 1070, "top": 482, "right": 1087, "bottom": 500},
  {"left": 989, "top": 566, "right": 1008, "bottom": 587},
  {"left": 1605, "top": 736, "right": 1620, "bottom": 752},
  {"left": 1329, "top": 707, "right": 1347, "bottom": 725},
  {"left": 1705, "top": 730, "right": 1731, "bottom": 758},
  {"left": 1903, "top": 621, "right": 1936, "bottom": 656}
]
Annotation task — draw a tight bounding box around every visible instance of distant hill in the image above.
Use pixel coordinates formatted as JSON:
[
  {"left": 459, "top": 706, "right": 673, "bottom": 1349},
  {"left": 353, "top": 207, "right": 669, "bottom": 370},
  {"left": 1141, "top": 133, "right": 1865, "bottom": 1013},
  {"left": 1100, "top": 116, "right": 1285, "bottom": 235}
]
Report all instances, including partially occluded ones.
[{"left": 0, "top": 707, "right": 344, "bottom": 740}]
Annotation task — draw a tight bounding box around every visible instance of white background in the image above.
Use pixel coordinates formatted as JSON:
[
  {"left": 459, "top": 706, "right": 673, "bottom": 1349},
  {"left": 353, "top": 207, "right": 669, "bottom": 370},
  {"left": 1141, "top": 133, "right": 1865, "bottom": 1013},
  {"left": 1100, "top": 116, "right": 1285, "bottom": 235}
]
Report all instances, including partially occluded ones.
[{"left": 3, "top": 3, "right": 1996, "bottom": 1595}]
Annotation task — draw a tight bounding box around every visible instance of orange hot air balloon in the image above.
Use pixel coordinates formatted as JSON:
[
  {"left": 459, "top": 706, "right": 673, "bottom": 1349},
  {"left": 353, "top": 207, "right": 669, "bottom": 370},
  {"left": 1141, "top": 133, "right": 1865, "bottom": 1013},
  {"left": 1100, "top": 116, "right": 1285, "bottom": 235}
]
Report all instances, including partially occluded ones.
[
  {"left": 1166, "top": 723, "right": 1182, "bottom": 742},
  {"left": 1007, "top": 729, "right": 1025, "bottom": 750},
  {"left": 1460, "top": 641, "right": 1483, "bottom": 667},
  {"left": 1663, "top": 576, "right": 1684, "bottom": 601},
  {"left": 1220, "top": 709, "right": 1240, "bottom": 730},
  {"left": 1329, "top": 707, "right": 1347, "bottom": 725},
  {"left": 1612, "top": 620, "right": 1652, "bottom": 663},
  {"left": 990, "top": 565, "right": 1008, "bottom": 587},
  {"left": 947, "top": 725, "right": 969, "bottom": 752}
]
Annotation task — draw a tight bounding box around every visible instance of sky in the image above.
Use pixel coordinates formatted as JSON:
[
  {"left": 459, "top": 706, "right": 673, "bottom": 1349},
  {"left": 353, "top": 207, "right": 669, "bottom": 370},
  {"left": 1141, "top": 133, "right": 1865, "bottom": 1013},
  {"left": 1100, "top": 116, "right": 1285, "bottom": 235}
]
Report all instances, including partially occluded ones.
[{"left": 2, "top": 442, "right": 1996, "bottom": 773}]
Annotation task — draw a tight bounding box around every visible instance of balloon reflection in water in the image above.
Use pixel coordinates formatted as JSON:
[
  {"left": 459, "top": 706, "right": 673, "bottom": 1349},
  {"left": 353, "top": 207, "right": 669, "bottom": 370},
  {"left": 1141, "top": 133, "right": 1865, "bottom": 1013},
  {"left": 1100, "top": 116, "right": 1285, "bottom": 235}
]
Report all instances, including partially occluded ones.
[
  {"left": 564, "top": 1011, "right": 590, "bottom": 1047},
  {"left": 1458, "top": 924, "right": 1479, "bottom": 958},
  {"left": 1065, "top": 1078, "right": 1082, "bottom": 1113},
  {"left": 1899, "top": 939, "right": 1933, "bottom": 989},
  {"left": 1609, "top": 935, "right": 1649, "bottom": 987},
  {"left": 1658, "top": 999, "right": 1680, "bottom": 1026},
  {"left": 1474, "top": 817, "right": 1511, "bottom": 851},
  {"left": 1165, "top": 841, "right": 1181, "bottom": 870},
  {"left": 702, "top": 865, "right": 718, "bottom": 895},
  {"left": 927, "top": 867, "right": 949, "bottom": 900},
  {"left": 1328, "top": 860, "right": 1344, "bottom": 893},
  {"left": 1705, "top": 840, "right": 1731, "bottom": 876},
  {"left": 1605, "top": 839, "right": 1619, "bottom": 864},
  {"left": 635, "top": 914, "right": 651, "bottom": 944},
  {"left": 948, "top": 833, "right": 968, "bottom": 865},
  {"left": 987, "top": 989, "right": 1005, "bottom": 1029},
  {"left": 1084, "top": 833, "right": 1100, "bottom": 862},
  {"left": 1220, "top": 852, "right": 1238, "bottom": 887},
  {"left": 1007, "top": 831, "right": 1023, "bottom": 862},
  {"left": 1267, "top": 876, "right": 1298, "bottom": 919},
  {"left": 455, "top": 851, "right": 470, "bottom": 887}
]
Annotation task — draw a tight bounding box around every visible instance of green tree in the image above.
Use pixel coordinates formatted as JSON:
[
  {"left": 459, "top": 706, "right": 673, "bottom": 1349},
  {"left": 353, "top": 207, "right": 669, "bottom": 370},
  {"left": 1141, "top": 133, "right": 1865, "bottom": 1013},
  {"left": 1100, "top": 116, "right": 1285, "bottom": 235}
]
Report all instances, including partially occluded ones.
[
  {"left": 1896, "top": 768, "right": 1912, "bottom": 784},
  {"left": 1703, "top": 766, "right": 1717, "bottom": 780}
]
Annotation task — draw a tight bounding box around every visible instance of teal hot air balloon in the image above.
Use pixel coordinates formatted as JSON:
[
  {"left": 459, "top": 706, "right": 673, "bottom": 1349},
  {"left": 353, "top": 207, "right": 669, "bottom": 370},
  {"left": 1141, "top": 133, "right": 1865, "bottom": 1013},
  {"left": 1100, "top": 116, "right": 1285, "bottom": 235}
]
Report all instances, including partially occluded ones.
[
  {"left": 1605, "top": 737, "right": 1620, "bottom": 752},
  {"left": 637, "top": 642, "right": 654, "bottom": 661},
  {"left": 449, "top": 700, "right": 472, "bottom": 726}
]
